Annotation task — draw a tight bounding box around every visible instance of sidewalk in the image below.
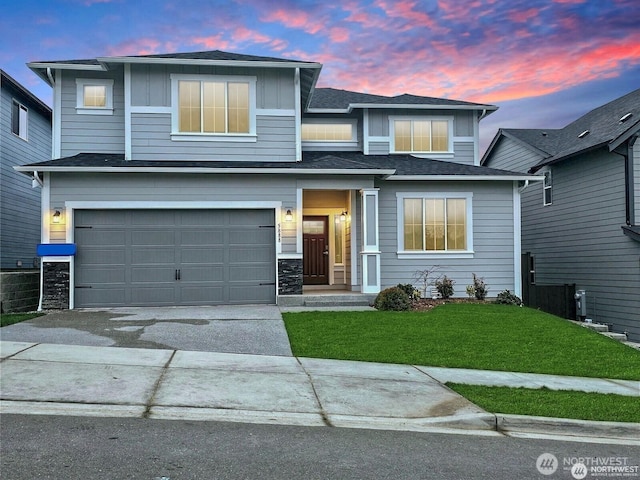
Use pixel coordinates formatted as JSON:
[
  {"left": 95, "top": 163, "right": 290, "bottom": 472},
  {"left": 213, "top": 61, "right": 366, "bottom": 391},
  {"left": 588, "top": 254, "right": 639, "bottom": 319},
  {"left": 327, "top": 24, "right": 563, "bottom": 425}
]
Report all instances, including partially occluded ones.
[{"left": 1, "top": 341, "right": 638, "bottom": 442}]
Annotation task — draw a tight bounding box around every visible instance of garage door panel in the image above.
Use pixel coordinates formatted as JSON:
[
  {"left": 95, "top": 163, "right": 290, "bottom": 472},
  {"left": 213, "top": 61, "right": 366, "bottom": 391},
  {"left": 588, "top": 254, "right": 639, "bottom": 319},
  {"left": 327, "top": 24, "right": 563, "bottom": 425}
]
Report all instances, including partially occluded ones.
[
  {"left": 130, "top": 287, "right": 177, "bottom": 305},
  {"left": 181, "top": 247, "right": 225, "bottom": 264},
  {"left": 181, "top": 230, "right": 224, "bottom": 245},
  {"left": 75, "top": 209, "right": 275, "bottom": 307},
  {"left": 76, "top": 288, "right": 127, "bottom": 307},
  {"left": 131, "top": 247, "right": 176, "bottom": 264},
  {"left": 76, "top": 267, "right": 126, "bottom": 284}
]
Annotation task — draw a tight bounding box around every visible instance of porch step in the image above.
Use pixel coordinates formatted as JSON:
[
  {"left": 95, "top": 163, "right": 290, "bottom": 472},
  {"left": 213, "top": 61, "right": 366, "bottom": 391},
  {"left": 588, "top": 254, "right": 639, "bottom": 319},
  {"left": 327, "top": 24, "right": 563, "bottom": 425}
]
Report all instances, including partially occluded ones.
[{"left": 278, "top": 294, "right": 375, "bottom": 308}]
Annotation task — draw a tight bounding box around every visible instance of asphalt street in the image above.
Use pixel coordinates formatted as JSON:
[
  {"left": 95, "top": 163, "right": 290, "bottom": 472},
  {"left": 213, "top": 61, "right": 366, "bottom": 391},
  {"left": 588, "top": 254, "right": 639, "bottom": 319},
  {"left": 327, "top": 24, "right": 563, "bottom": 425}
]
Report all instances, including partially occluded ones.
[{"left": 2, "top": 414, "right": 639, "bottom": 480}]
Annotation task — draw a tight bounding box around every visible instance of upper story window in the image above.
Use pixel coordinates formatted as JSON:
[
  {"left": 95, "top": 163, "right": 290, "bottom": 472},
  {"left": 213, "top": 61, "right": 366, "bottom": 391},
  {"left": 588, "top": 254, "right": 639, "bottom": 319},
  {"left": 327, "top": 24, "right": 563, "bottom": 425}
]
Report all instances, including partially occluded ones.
[
  {"left": 171, "top": 74, "right": 256, "bottom": 140},
  {"left": 11, "top": 100, "right": 28, "bottom": 140},
  {"left": 76, "top": 78, "right": 114, "bottom": 115},
  {"left": 543, "top": 170, "right": 552, "bottom": 206},
  {"left": 396, "top": 192, "right": 473, "bottom": 258},
  {"left": 302, "top": 123, "right": 354, "bottom": 142},
  {"left": 391, "top": 118, "right": 451, "bottom": 153}
]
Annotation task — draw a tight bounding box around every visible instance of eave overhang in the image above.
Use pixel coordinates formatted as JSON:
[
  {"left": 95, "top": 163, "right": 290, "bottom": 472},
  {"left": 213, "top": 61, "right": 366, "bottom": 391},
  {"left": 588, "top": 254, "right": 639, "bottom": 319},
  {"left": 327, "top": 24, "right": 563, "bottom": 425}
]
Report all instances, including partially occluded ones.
[
  {"left": 386, "top": 174, "right": 543, "bottom": 181},
  {"left": 307, "top": 103, "right": 498, "bottom": 115}
]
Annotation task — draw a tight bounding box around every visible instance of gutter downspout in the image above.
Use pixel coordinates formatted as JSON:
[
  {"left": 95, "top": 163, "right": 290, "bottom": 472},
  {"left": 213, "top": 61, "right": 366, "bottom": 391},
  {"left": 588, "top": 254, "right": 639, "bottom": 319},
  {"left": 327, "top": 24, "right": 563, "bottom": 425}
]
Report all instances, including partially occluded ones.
[
  {"left": 46, "top": 67, "right": 54, "bottom": 86},
  {"left": 625, "top": 135, "right": 638, "bottom": 226},
  {"left": 518, "top": 179, "right": 530, "bottom": 193}
]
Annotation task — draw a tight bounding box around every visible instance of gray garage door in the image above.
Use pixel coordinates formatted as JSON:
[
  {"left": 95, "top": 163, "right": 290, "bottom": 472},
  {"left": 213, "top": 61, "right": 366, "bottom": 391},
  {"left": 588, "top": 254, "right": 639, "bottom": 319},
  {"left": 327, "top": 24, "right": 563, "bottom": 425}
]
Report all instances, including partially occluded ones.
[{"left": 74, "top": 209, "right": 276, "bottom": 307}]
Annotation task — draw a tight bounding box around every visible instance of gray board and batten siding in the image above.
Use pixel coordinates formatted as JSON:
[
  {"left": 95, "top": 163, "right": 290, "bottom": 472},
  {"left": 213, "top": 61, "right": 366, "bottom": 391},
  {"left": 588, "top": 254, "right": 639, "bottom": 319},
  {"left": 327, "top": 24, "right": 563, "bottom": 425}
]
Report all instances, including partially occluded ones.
[
  {"left": 1, "top": 73, "right": 51, "bottom": 269},
  {"left": 74, "top": 209, "right": 276, "bottom": 307},
  {"left": 520, "top": 150, "right": 640, "bottom": 341}
]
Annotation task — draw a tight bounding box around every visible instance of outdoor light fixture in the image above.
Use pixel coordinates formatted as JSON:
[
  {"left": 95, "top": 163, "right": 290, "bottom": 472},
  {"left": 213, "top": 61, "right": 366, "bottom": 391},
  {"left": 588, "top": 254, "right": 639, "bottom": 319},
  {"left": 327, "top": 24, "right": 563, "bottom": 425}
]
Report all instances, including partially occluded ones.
[
  {"left": 340, "top": 211, "right": 348, "bottom": 222},
  {"left": 52, "top": 210, "right": 61, "bottom": 224},
  {"left": 285, "top": 209, "right": 293, "bottom": 222}
]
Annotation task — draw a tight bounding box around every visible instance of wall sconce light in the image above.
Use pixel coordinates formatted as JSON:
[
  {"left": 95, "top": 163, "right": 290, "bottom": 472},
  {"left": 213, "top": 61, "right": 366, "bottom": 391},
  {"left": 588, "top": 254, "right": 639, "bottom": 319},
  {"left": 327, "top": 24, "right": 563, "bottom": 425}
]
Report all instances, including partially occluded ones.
[
  {"left": 285, "top": 209, "right": 293, "bottom": 222},
  {"left": 340, "top": 211, "right": 348, "bottom": 222},
  {"left": 52, "top": 210, "right": 61, "bottom": 224}
]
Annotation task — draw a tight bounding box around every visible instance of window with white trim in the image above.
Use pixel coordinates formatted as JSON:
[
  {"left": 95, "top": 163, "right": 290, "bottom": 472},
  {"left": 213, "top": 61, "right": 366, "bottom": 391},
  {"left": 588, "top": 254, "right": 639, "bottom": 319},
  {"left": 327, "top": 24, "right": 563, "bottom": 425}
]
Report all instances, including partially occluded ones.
[
  {"left": 171, "top": 74, "right": 256, "bottom": 138},
  {"left": 397, "top": 192, "right": 473, "bottom": 256},
  {"left": 391, "top": 118, "right": 451, "bottom": 153},
  {"left": 302, "top": 122, "right": 355, "bottom": 142},
  {"left": 76, "top": 78, "right": 113, "bottom": 115},
  {"left": 11, "top": 100, "right": 27, "bottom": 140},
  {"left": 543, "top": 170, "right": 552, "bottom": 206}
]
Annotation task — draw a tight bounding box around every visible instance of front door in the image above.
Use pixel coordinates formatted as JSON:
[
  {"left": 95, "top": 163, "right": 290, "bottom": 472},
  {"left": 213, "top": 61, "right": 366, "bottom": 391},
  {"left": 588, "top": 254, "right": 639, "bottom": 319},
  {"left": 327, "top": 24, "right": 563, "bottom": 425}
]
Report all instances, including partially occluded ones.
[{"left": 303, "top": 216, "right": 329, "bottom": 285}]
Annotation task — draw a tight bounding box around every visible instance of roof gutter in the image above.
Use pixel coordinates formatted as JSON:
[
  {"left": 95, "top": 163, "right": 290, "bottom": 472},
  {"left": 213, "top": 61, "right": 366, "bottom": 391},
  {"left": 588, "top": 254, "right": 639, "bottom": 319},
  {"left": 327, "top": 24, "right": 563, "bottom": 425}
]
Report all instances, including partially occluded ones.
[{"left": 385, "top": 174, "right": 543, "bottom": 182}]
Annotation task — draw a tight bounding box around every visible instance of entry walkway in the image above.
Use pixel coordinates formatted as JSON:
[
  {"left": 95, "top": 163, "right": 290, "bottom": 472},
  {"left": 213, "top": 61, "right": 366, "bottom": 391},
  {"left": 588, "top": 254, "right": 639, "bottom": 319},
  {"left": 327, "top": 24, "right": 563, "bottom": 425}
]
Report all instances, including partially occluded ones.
[{"left": 1, "top": 341, "right": 638, "bottom": 440}]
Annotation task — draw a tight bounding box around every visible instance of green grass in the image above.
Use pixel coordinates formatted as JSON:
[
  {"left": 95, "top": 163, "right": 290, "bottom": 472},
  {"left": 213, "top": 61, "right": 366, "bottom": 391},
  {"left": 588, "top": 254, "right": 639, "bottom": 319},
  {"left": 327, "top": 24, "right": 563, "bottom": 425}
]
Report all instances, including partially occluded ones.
[
  {"left": 447, "top": 384, "right": 640, "bottom": 423},
  {"left": 1, "top": 312, "right": 43, "bottom": 327},
  {"left": 283, "top": 304, "right": 640, "bottom": 380}
]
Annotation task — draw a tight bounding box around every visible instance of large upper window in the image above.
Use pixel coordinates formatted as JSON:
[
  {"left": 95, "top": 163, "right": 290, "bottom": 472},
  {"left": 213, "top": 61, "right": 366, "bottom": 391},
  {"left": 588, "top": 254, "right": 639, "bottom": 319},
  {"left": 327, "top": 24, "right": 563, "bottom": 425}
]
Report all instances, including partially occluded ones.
[
  {"left": 392, "top": 118, "right": 450, "bottom": 153},
  {"left": 397, "top": 193, "right": 473, "bottom": 256},
  {"left": 76, "top": 79, "right": 113, "bottom": 115},
  {"left": 171, "top": 75, "right": 256, "bottom": 138},
  {"left": 11, "top": 100, "right": 27, "bottom": 140}
]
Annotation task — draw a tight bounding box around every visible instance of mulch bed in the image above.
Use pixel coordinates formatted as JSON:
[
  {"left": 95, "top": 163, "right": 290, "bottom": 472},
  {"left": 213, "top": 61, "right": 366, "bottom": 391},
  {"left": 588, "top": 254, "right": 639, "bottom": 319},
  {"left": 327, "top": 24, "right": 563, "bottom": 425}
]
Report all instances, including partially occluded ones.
[{"left": 411, "top": 298, "right": 489, "bottom": 311}]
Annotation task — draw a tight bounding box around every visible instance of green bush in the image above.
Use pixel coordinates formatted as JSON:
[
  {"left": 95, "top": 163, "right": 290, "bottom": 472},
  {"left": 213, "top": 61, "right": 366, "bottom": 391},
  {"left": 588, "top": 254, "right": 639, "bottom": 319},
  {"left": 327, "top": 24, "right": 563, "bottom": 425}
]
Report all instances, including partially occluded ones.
[
  {"left": 374, "top": 287, "right": 411, "bottom": 311},
  {"left": 435, "top": 275, "right": 455, "bottom": 299},
  {"left": 495, "top": 290, "right": 522, "bottom": 306},
  {"left": 396, "top": 283, "right": 421, "bottom": 301},
  {"left": 472, "top": 274, "right": 488, "bottom": 300}
]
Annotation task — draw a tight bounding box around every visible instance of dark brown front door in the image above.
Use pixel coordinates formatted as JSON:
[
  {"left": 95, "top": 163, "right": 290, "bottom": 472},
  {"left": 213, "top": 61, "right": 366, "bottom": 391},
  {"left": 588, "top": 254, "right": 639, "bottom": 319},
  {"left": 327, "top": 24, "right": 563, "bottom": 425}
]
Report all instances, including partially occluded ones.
[{"left": 303, "top": 216, "right": 329, "bottom": 285}]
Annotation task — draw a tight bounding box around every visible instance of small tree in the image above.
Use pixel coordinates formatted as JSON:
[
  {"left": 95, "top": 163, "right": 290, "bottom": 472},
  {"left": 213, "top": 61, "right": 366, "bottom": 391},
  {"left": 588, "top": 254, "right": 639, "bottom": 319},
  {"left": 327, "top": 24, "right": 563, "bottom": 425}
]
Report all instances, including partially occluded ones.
[
  {"left": 413, "top": 266, "right": 441, "bottom": 298},
  {"left": 435, "top": 275, "right": 455, "bottom": 299}
]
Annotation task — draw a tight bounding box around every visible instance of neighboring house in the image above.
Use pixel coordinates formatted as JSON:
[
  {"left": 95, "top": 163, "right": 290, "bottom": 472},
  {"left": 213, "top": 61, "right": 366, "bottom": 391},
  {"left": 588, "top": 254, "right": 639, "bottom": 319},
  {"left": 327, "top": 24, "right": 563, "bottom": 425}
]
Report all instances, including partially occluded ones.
[
  {"left": 16, "top": 50, "right": 537, "bottom": 309},
  {"left": 1, "top": 69, "right": 52, "bottom": 269},
  {"left": 482, "top": 89, "right": 640, "bottom": 341}
]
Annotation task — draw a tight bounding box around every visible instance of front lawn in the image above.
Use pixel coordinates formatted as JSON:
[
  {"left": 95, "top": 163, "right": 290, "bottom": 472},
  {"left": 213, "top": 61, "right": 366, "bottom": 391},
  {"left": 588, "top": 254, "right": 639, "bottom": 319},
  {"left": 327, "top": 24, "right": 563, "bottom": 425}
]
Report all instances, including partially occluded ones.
[
  {"left": 283, "top": 304, "right": 640, "bottom": 380},
  {"left": 447, "top": 384, "right": 640, "bottom": 423},
  {"left": 1, "top": 312, "right": 43, "bottom": 327}
]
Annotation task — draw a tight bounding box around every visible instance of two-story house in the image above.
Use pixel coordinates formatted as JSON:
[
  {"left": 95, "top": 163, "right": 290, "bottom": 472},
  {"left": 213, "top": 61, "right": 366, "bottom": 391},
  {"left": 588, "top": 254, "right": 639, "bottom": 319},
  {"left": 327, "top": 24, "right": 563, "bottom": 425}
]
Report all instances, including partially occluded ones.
[
  {"left": 17, "top": 50, "right": 538, "bottom": 309},
  {"left": 1, "top": 69, "right": 51, "bottom": 270},
  {"left": 482, "top": 89, "right": 640, "bottom": 342}
]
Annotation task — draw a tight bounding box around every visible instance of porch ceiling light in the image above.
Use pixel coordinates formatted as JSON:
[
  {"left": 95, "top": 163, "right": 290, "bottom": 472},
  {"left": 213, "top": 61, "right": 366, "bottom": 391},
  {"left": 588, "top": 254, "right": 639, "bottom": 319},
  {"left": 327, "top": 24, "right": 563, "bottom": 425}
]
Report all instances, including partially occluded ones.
[
  {"left": 340, "top": 211, "right": 347, "bottom": 222},
  {"left": 285, "top": 209, "right": 293, "bottom": 222},
  {"left": 52, "top": 210, "right": 61, "bottom": 224}
]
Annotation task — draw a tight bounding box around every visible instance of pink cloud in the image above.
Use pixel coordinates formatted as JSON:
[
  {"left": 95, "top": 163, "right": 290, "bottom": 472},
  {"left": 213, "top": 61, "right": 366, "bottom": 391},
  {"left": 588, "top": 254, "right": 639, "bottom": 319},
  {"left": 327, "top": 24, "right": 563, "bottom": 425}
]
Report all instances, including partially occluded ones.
[
  {"left": 104, "top": 38, "right": 168, "bottom": 56},
  {"left": 509, "top": 8, "right": 540, "bottom": 23}
]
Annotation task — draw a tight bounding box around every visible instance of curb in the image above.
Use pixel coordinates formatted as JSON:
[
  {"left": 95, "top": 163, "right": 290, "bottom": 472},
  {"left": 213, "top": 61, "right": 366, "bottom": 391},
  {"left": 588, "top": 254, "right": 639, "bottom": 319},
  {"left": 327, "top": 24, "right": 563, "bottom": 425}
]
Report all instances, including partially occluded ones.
[{"left": 496, "top": 414, "right": 640, "bottom": 441}]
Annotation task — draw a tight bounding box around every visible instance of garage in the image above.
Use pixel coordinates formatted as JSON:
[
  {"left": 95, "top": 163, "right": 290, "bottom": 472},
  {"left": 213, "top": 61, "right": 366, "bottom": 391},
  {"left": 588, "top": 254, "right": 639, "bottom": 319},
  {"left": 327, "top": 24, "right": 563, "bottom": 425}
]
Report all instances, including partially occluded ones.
[{"left": 74, "top": 209, "right": 276, "bottom": 307}]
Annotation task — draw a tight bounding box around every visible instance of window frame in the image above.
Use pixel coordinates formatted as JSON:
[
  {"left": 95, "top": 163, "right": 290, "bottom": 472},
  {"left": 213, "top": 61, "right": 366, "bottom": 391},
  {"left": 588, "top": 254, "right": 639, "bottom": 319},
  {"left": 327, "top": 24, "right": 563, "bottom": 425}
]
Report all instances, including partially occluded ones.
[
  {"left": 396, "top": 192, "right": 474, "bottom": 259},
  {"left": 543, "top": 169, "right": 552, "bottom": 206},
  {"left": 11, "top": 100, "right": 28, "bottom": 140},
  {"left": 75, "top": 78, "right": 114, "bottom": 115},
  {"left": 170, "top": 74, "right": 257, "bottom": 142},
  {"left": 389, "top": 116, "right": 453, "bottom": 154},
  {"left": 301, "top": 118, "right": 358, "bottom": 147}
]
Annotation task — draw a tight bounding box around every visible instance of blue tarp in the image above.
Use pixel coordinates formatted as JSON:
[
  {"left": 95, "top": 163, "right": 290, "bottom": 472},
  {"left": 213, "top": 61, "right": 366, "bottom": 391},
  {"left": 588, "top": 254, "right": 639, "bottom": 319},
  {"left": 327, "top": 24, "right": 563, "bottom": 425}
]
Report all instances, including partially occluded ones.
[{"left": 37, "top": 243, "right": 77, "bottom": 256}]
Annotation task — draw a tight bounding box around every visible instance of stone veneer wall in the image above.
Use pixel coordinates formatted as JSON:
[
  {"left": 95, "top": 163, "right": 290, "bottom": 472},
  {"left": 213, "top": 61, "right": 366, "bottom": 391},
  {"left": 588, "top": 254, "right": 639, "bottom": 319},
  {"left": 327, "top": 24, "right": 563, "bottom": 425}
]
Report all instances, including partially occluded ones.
[
  {"left": 0, "top": 271, "right": 39, "bottom": 313},
  {"left": 42, "top": 262, "right": 70, "bottom": 309},
  {"left": 278, "top": 258, "right": 303, "bottom": 295}
]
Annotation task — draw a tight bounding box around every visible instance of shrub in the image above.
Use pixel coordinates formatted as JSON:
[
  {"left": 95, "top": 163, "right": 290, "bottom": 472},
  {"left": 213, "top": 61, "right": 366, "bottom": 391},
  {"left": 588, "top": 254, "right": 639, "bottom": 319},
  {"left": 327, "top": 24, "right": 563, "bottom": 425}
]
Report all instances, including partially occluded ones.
[
  {"left": 435, "top": 275, "right": 455, "bottom": 299},
  {"left": 466, "top": 285, "right": 475, "bottom": 299},
  {"left": 495, "top": 290, "right": 522, "bottom": 306},
  {"left": 396, "top": 283, "right": 421, "bottom": 301},
  {"left": 472, "top": 274, "right": 488, "bottom": 300},
  {"left": 374, "top": 287, "right": 411, "bottom": 311}
]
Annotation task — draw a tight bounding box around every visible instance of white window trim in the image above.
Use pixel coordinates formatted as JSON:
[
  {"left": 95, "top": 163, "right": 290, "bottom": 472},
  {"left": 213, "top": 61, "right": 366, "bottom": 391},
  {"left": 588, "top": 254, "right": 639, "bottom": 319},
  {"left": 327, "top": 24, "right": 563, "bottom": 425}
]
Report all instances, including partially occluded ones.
[
  {"left": 396, "top": 191, "right": 474, "bottom": 259},
  {"left": 389, "top": 116, "right": 454, "bottom": 155},
  {"left": 76, "top": 78, "right": 114, "bottom": 115},
  {"left": 301, "top": 118, "right": 358, "bottom": 148},
  {"left": 170, "top": 74, "right": 257, "bottom": 141},
  {"left": 543, "top": 169, "right": 552, "bottom": 206},
  {"left": 11, "top": 99, "right": 28, "bottom": 141}
]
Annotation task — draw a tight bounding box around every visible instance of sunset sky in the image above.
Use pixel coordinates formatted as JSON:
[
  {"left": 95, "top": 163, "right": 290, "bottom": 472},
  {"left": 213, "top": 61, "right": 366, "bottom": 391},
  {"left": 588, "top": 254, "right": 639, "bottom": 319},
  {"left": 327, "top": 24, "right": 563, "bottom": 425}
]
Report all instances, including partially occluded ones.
[{"left": 2, "top": 0, "right": 638, "bottom": 152}]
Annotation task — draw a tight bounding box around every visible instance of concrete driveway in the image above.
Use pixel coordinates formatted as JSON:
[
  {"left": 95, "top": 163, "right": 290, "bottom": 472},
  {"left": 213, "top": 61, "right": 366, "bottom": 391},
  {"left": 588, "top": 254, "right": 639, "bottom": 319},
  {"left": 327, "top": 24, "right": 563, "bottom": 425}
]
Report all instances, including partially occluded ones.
[{"left": 0, "top": 306, "right": 293, "bottom": 356}]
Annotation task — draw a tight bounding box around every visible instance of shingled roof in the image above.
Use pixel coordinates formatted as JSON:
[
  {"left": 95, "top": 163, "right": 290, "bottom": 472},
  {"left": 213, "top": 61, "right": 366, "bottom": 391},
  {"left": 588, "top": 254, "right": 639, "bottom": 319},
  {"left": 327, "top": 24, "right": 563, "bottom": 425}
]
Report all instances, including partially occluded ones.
[
  {"left": 16, "top": 151, "right": 532, "bottom": 180},
  {"left": 309, "top": 87, "right": 497, "bottom": 111},
  {"left": 485, "top": 88, "right": 640, "bottom": 172}
]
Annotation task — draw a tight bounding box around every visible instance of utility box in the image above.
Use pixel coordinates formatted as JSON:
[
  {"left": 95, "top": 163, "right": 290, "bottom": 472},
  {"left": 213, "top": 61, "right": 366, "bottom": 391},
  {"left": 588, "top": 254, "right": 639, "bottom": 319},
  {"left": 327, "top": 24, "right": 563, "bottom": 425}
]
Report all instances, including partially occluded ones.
[{"left": 574, "top": 289, "right": 587, "bottom": 321}]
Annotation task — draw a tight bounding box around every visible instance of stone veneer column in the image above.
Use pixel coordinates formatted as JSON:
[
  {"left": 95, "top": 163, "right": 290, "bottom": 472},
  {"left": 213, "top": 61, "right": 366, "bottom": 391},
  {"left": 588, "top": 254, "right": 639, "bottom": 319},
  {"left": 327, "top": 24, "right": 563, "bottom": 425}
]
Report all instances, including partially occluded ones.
[
  {"left": 42, "top": 262, "right": 70, "bottom": 309},
  {"left": 278, "top": 258, "right": 303, "bottom": 295}
]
